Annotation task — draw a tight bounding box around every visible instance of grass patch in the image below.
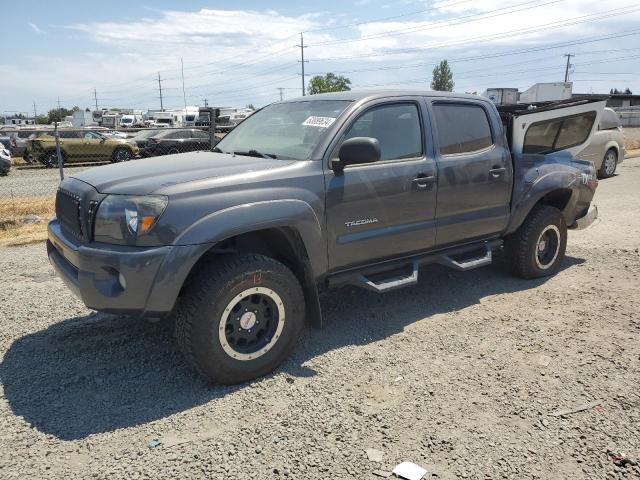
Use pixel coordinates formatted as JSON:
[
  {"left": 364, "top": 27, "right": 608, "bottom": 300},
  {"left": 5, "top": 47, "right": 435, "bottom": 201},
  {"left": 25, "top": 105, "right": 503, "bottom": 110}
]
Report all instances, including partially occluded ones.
[{"left": 0, "top": 195, "right": 55, "bottom": 247}]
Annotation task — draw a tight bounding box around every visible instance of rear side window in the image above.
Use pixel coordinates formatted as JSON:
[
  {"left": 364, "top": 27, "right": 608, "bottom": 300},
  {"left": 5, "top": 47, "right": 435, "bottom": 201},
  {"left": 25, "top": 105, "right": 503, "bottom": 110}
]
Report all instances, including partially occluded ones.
[
  {"left": 524, "top": 111, "right": 597, "bottom": 154},
  {"left": 432, "top": 103, "right": 493, "bottom": 155},
  {"left": 344, "top": 103, "right": 422, "bottom": 161},
  {"left": 599, "top": 109, "right": 620, "bottom": 130}
]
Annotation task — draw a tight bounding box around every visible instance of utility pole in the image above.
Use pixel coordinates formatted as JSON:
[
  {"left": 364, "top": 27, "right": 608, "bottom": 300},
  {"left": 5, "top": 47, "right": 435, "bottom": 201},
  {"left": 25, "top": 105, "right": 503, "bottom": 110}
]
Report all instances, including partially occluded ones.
[
  {"left": 297, "top": 33, "right": 308, "bottom": 96},
  {"left": 93, "top": 88, "right": 99, "bottom": 110},
  {"left": 181, "top": 57, "right": 187, "bottom": 109},
  {"left": 32, "top": 101, "right": 37, "bottom": 119},
  {"left": 157, "top": 73, "right": 164, "bottom": 111},
  {"left": 563, "top": 53, "right": 574, "bottom": 82},
  {"left": 203, "top": 98, "right": 208, "bottom": 107},
  {"left": 57, "top": 96, "right": 62, "bottom": 121},
  {"left": 277, "top": 88, "right": 285, "bottom": 101}
]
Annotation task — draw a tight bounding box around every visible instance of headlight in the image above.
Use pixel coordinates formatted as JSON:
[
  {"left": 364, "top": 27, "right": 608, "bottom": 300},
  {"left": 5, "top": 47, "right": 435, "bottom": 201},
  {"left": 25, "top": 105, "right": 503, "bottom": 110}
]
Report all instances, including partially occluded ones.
[{"left": 94, "top": 195, "right": 168, "bottom": 245}]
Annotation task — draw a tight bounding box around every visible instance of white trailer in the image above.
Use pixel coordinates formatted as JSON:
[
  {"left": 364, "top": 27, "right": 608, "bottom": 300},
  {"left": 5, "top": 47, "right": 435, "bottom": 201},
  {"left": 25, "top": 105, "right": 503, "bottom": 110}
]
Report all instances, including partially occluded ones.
[
  {"left": 72, "top": 110, "right": 96, "bottom": 127},
  {"left": 520, "top": 82, "right": 573, "bottom": 103}
]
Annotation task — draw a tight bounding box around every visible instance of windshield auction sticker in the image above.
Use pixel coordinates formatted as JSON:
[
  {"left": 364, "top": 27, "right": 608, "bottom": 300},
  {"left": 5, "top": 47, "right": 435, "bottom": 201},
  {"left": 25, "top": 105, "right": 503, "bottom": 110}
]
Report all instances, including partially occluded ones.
[{"left": 302, "top": 116, "right": 337, "bottom": 128}]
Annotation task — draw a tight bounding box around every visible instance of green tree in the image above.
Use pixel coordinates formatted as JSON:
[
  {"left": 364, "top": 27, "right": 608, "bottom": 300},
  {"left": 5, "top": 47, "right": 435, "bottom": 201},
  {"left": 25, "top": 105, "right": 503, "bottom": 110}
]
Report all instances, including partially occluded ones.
[
  {"left": 35, "top": 115, "right": 49, "bottom": 125},
  {"left": 47, "top": 107, "right": 74, "bottom": 123},
  {"left": 431, "top": 60, "right": 454, "bottom": 92},
  {"left": 307, "top": 73, "right": 352, "bottom": 95},
  {"left": 245, "top": 104, "right": 256, "bottom": 111}
]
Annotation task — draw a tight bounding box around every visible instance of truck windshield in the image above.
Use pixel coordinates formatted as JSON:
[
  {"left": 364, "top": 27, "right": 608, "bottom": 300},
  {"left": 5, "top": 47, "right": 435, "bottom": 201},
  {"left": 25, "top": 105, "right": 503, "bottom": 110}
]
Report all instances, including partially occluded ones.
[{"left": 215, "top": 100, "right": 351, "bottom": 160}]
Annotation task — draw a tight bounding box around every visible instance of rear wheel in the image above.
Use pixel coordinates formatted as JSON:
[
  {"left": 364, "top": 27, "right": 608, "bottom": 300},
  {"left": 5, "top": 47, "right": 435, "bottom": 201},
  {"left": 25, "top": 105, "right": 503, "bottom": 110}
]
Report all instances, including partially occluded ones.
[
  {"left": 111, "top": 147, "right": 133, "bottom": 163},
  {"left": 41, "top": 149, "right": 65, "bottom": 168},
  {"left": 505, "top": 205, "right": 567, "bottom": 279},
  {"left": 598, "top": 148, "right": 617, "bottom": 178},
  {"left": 174, "top": 254, "right": 305, "bottom": 384}
]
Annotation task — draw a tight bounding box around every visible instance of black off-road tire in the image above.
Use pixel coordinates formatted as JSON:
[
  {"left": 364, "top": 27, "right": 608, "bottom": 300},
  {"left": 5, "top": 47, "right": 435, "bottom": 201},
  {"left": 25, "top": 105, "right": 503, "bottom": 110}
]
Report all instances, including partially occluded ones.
[
  {"left": 111, "top": 147, "right": 133, "bottom": 163},
  {"left": 174, "top": 254, "right": 305, "bottom": 384},
  {"left": 41, "top": 149, "right": 65, "bottom": 168},
  {"left": 598, "top": 148, "right": 617, "bottom": 179},
  {"left": 505, "top": 205, "right": 567, "bottom": 279}
]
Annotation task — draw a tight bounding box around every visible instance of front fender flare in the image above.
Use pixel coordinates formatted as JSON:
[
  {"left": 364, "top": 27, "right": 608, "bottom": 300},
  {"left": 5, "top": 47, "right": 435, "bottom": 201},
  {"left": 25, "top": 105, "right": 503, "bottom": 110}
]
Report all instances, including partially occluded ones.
[{"left": 174, "top": 199, "right": 326, "bottom": 278}]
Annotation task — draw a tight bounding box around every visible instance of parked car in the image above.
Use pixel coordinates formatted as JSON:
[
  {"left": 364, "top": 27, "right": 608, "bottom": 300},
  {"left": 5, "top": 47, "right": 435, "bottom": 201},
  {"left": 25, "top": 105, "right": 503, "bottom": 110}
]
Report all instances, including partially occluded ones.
[
  {"left": 143, "top": 128, "right": 213, "bottom": 156},
  {"left": 575, "top": 107, "right": 625, "bottom": 178},
  {"left": 28, "top": 130, "right": 139, "bottom": 167},
  {"left": 9, "top": 130, "right": 41, "bottom": 159},
  {"left": 47, "top": 91, "right": 601, "bottom": 384},
  {"left": 130, "top": 129, "right": 162, "bottom": 150},
  {"left": 0, "top": 134, "right": 10, "bottom": 149},
  {"left": 0, "top": 147, "right": 11, "bottom": 175}
]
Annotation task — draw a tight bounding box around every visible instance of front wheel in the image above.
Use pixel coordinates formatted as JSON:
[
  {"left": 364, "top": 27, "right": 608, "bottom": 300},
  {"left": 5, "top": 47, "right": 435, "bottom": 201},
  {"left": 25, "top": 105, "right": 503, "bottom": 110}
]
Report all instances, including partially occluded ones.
[
  {"left": 111, "top": 147, "right": 133, "bottom": 163},
  {"left": 174, "top": 254, "right": 305, "bottom": 384},
  {"left": 598, "top": 148, "right": 617, "bottom": 178},
  {"left": 505, "top": 205, "right": 567, "bottom": 279}
]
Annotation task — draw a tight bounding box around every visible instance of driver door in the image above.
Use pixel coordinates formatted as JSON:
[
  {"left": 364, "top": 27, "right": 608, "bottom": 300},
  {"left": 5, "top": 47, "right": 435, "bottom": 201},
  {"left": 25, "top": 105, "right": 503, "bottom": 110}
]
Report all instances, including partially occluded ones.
[{"left": 325, "top": 100, "right": 438, "bottom": 270}]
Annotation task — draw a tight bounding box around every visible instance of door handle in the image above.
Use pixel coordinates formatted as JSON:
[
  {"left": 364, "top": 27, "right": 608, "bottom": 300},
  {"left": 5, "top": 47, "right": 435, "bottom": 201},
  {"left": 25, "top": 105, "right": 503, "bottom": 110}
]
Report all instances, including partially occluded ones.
[
  {"left": 412, "top": 175, "right": 435, "bottom": 190},
  {"left": 489, "top": 167, "right": 506, "bottom": 178}
]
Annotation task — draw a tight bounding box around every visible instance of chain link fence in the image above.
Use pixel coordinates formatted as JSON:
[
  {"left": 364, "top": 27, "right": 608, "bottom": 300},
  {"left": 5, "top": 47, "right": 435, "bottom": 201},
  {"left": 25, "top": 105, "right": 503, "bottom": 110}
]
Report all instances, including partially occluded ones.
[{"left": 0, "top": 124, "right": 225, "bottom": 242}]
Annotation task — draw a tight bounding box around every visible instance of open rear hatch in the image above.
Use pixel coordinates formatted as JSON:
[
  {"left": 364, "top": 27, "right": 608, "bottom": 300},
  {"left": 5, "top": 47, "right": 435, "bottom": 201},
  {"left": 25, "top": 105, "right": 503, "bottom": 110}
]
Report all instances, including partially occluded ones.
[{"left": 498, "top": 97, "right": 608, "bottom": 157}]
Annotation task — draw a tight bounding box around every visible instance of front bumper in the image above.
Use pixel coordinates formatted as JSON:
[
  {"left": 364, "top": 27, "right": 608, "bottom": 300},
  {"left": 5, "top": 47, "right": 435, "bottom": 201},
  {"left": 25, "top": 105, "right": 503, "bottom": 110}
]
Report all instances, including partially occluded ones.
[
  {"left": 570, "top": 204, "right": 598, "bottom": 230},
  {"left": 47, "top": 219, "right": 211, "bottom": 317}
]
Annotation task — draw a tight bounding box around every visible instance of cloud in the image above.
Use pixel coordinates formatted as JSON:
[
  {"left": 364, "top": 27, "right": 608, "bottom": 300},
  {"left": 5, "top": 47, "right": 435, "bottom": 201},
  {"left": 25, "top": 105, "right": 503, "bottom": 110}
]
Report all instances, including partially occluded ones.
[
  {"left": 28, "top": 22, "right": 45, "bottom": 34},
  {"left": 3, "top": 3, "right": 639, "bottom": 112}
]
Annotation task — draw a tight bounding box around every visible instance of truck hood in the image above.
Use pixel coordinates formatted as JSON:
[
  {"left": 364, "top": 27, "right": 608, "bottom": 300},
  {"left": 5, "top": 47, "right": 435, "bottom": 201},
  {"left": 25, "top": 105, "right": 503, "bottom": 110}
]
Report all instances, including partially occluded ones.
[{"left": 71, "top": 151, "right": 297, "bottom": 195}]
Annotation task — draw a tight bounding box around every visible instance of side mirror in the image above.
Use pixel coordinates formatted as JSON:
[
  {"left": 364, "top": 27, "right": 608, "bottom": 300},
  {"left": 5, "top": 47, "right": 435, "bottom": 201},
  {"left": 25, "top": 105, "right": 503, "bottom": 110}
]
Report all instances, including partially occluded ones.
[{"left": 332, "top": 137, "right": 381, "bottom": 173}]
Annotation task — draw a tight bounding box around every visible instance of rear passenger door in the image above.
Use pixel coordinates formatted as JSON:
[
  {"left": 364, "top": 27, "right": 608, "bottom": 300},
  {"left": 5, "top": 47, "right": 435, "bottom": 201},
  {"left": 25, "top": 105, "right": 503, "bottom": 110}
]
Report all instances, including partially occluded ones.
[{"left": 429, "top": 100, "right": 512, "bottom": 247}]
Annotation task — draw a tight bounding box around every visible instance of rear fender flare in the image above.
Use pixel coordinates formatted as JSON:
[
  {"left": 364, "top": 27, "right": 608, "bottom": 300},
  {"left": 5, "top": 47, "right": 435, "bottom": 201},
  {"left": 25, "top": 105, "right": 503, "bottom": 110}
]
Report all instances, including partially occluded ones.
[{"left": 507, "top": 170, "right": 579, "bottom": 234}]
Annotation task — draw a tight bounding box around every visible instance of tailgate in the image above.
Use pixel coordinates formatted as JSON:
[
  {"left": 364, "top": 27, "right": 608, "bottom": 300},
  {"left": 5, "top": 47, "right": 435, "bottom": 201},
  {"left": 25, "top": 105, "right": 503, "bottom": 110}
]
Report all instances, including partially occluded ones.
[{"left": 503, "top": 99, "right": 607, "bottom": 157}]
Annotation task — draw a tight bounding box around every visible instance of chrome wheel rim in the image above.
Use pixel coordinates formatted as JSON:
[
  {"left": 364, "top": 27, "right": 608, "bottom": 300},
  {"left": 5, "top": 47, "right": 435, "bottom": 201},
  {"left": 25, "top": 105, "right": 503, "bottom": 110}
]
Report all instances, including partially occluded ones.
[
  {"left": 535, "top": 225, "right": 561, "bottom": 270},
  {"left": 604, "top": 151, "right": 616, "bottom": 176},
  {"left": 218, "top": 287, "right": 285, "bottom": 361}
]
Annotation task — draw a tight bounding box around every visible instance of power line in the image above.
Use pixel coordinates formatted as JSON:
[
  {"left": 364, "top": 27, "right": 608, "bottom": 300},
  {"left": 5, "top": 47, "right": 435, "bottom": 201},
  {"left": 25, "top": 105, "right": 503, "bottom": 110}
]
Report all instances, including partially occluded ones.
[
  {"left": 309, "top": 0, "right": 565, "bottom": 47},
  {"left": 309, "top": 6, "right": 640, "bottom": 61}
]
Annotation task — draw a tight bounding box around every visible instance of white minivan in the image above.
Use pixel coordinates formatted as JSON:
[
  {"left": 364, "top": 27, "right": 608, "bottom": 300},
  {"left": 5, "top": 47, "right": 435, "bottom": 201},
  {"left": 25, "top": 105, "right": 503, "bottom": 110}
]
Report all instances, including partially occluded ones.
[{"left": 576, "top": 108, "right": 625, "bottom": 178}]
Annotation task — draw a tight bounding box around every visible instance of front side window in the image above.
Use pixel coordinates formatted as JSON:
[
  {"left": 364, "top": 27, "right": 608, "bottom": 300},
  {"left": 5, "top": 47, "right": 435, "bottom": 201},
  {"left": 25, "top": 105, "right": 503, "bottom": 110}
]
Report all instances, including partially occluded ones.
[
  {"left": 523, "top": 111, "right": 596, "bottom": 154},
  {"left": 343, "top": 103, "right": 423, "bottom": 161},
  {"left": 216, "top": 100, "right": 351, "bottom": 160},
  {"left": 432, "top": 103, "right": 493, "bottom": 155}
]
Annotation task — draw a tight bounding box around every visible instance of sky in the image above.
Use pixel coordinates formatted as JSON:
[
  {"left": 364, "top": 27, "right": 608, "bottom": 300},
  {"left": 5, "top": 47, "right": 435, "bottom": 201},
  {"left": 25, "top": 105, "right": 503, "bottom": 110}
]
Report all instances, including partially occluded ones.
[{"left": 2, "top": 0, "right": 640, "bottom": 115}]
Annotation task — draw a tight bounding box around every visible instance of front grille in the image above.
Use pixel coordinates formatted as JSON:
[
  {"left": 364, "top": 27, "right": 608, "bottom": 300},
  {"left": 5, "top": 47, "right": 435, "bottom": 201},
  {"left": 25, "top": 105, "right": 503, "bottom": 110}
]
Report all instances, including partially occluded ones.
[{"left": 56, "top": 188, "right": 84, "bottom": 240}]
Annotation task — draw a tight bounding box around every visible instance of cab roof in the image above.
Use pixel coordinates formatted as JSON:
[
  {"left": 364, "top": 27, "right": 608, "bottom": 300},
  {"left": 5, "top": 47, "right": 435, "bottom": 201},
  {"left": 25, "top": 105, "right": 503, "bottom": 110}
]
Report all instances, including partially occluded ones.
[{"left": 282, "top": 89, "right": 486, "bottom": 103}]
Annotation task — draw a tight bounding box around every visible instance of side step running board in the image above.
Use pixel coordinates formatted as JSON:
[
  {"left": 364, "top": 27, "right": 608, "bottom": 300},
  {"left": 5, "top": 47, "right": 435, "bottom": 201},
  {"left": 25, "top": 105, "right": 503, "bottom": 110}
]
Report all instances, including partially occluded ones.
[
  {"left": 356, "top": 261, "right": 419, "bottom": 293},
  {"left": 437, "top": 245, "right": 493, "bottom": 271},
  {"left": 330, "top": 240, "right": 500, "bottom": 294}
]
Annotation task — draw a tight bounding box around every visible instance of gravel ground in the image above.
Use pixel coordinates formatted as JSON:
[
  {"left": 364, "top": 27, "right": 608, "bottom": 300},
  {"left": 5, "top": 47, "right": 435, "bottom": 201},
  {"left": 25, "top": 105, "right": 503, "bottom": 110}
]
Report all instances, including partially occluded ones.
[
  {"left": 0, "top": 166, "right": 91, "bottom": 199},
  {"left": 0, "top": 159, "right": 639, "bottom": 480}
]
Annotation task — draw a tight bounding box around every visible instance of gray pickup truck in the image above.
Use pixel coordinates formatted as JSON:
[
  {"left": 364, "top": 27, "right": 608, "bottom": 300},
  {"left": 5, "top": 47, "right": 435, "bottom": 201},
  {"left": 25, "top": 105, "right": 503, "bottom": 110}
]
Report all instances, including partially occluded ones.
[{"left": 48, "top": 90, "right": 601, "bottom": 383}]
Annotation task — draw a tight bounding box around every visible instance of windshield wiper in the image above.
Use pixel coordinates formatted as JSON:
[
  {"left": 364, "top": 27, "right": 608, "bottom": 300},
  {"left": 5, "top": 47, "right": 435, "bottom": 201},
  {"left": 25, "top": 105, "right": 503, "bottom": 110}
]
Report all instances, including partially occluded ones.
[{"left": 233, "top": 149, "right": 277, "bottom": 159}]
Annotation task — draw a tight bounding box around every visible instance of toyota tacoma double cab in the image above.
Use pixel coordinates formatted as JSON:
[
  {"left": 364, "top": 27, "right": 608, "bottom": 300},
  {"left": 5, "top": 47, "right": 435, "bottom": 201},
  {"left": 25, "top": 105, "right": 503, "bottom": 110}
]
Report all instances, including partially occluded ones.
[{"left": 47, "top": 91, "right": 601, "bottom": 384}]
